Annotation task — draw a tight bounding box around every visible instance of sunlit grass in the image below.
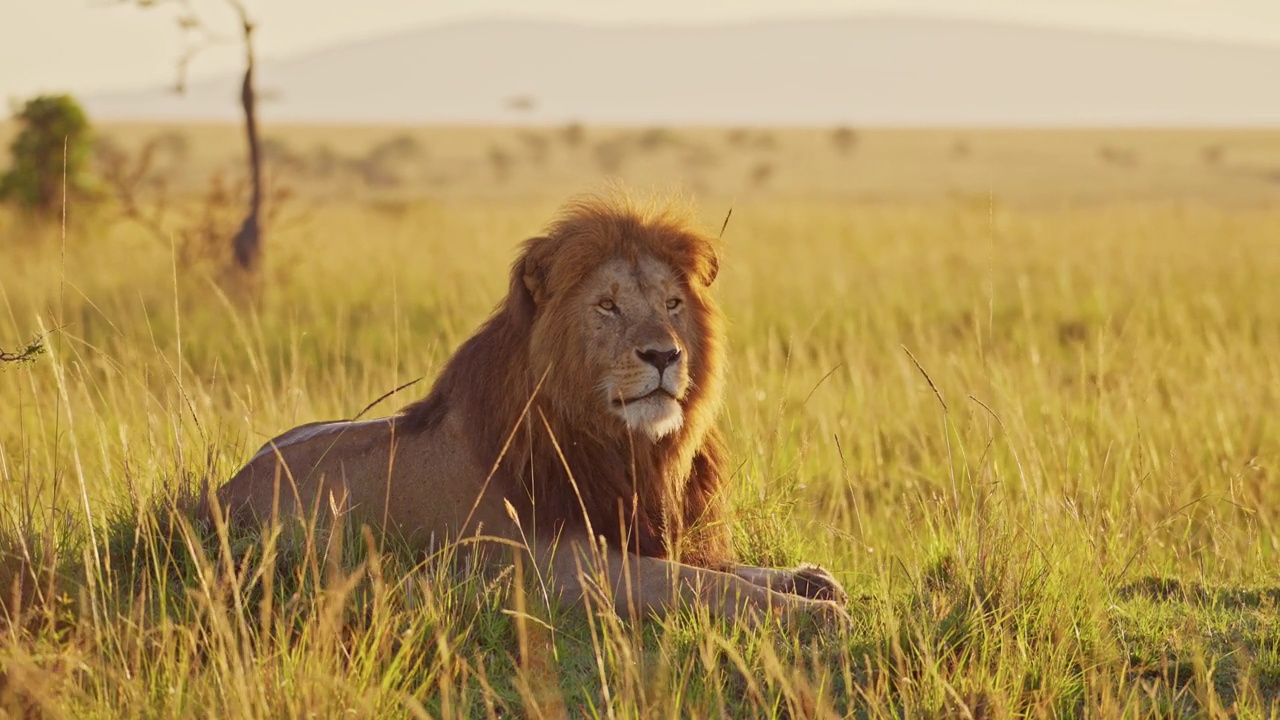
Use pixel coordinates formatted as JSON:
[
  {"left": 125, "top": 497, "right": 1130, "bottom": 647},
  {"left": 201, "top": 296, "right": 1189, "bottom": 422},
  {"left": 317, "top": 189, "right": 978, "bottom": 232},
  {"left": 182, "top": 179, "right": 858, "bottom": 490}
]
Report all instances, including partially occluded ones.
[{"left": 1, "top": 192, "right": 1278, "bottom": 716}]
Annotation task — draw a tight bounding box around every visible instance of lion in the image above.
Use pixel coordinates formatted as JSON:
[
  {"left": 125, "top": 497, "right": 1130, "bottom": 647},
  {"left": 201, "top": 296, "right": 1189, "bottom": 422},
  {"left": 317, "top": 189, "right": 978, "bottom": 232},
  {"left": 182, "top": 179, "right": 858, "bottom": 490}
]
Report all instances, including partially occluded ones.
[{"left": 215, "top": 191, "right": 849, "bottom": 626}]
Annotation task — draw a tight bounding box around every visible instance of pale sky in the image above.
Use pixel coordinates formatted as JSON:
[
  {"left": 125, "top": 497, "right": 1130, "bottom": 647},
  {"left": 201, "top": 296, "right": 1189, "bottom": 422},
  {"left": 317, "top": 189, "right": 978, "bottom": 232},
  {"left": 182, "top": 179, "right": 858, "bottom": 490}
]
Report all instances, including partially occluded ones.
[{"left": 4, "top": 0, "right": 1280, "bottom": 104}]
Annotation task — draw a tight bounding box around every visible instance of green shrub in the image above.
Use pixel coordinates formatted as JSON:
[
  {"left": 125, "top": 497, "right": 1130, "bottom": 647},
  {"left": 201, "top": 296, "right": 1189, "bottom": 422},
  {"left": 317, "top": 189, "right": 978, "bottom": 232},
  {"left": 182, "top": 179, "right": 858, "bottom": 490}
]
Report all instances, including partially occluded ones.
[{"left": 0, "top": 94, "right": 94, "bottom": 216}]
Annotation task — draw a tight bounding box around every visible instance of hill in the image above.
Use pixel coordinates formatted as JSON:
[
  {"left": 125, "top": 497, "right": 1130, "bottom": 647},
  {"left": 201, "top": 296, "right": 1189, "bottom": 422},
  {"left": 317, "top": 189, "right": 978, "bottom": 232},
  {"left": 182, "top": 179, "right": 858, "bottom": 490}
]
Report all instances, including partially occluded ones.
[{"left": 85, "top": 16, "right": 1280, "bottom": 126}]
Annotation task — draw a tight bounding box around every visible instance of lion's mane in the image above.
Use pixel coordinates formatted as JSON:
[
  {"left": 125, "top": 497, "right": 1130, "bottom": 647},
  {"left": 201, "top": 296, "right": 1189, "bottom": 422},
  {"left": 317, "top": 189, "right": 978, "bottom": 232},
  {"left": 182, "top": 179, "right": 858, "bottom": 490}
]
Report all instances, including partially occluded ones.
[{"left": 398, "top": 195, "right": 730, "bottom": 565}]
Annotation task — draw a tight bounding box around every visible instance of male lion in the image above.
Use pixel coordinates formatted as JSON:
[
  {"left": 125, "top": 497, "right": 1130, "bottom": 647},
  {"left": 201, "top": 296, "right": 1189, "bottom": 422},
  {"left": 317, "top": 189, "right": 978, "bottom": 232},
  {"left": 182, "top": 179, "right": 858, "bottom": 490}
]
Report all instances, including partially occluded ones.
[{"left": 216, "top": 192, "right": 849, "bottom": 625}]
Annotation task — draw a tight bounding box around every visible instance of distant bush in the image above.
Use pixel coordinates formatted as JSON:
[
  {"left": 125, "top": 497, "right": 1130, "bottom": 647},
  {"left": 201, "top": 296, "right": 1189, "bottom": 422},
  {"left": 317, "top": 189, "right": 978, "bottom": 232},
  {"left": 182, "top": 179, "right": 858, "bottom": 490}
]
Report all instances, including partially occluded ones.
[
  {"left": 356, "top": 135, "right": 426, "bottom": 188},
  {"left": 594, "top": 139, "right": 627, "bottom": 173},
  {"left": 749, "top": 162, "right": 773, "bottom": 187},
  {"left": 682, "top": 144, "right": 719, "bottom": 170},
  {"left": 505, "top": 95, "right": 536, "bottom": 113},
  {"left": 368, "top": 135, "right": 424, "bottom": 165},
  {"left": 261, "top": 136, "right": 305, "bottom": 174},
  {"left": 518, "top": 131, "right": 550, "bottom": 167},
  {"left": 488, "top": 145, "right": 513, "bottom": 182},
  {"left": 1099, "top": 145, "right": 1138, "bottom": 168},
  {"left": 560, "top": 122, "right": 585, "bottom": 148},
  {"left": 831, "top": 126, "right": 858, "bottom": 155},
  {"left": 1202, "top": 144, "right": 1225, "bottom": 166},
  {"left": 307, "top": 144, "right": 341, "bottom": 179},
  {"left": 637, "top": 128, "right": 679, "bottom": 152},
  {"left": 727, "top": 128, "right": 776, "bottom": 151},
  {"left": 0, "top": 94, "right": 95, "bottom": 217}
]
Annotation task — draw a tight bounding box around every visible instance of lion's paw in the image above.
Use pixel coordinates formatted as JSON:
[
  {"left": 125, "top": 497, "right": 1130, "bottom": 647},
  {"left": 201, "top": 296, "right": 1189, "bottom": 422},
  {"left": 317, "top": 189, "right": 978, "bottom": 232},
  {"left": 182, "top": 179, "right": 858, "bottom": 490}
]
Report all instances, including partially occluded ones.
[
  {"left": 779, "top": 597, "right": 852, "bottom": 634},
  {"left": 783, "top": 564, "right": 850, "bottom": 604}
]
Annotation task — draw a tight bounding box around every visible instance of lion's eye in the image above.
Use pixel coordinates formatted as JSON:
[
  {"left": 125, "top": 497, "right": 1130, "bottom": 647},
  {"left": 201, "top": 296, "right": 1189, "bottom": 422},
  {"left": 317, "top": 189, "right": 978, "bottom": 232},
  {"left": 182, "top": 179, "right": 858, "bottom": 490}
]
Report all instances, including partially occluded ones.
[
  {"left": 666, "top": 298, "right": 682, "bottom": 311},
  {"left": 598, "top": 299, "right": 617, "bottom": 313}
]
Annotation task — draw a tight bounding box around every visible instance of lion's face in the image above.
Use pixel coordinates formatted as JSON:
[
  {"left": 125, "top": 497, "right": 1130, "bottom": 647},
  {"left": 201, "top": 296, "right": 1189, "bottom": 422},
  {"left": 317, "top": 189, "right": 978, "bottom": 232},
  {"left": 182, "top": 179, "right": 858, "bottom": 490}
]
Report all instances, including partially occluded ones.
[
  {"left": 573, "top": 255, "right": 695, "bottom": 440},
  {"left": 517, "top": 197, "right": 722, "bottom": 445}
]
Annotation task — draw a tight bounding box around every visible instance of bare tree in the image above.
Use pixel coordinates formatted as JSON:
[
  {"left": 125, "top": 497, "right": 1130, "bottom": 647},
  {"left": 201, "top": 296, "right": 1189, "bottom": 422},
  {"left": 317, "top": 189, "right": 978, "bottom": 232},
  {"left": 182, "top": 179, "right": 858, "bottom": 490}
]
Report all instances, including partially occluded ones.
[
  {"left": 228, "top": 5, "right": 263, "bottom": 273},
  {"left": 118, "top": 0, "right": 264, "bottom": 275}
]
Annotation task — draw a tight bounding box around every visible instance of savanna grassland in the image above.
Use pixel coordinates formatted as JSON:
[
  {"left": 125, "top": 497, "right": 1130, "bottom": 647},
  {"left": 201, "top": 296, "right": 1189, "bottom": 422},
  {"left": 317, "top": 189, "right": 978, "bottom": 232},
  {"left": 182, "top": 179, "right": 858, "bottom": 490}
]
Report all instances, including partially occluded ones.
[{"left": 2, "top": 123, "right": 1280, "bottom": 717}]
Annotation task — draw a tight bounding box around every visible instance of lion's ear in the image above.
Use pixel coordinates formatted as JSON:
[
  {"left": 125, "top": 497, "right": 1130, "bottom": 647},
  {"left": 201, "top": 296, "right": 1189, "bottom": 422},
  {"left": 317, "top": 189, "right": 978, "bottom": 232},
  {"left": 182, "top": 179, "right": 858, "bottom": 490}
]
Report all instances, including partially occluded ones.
[
  {"left": 511, "top": 236, "right": 552, "bottom": 316},
  {"left": 689, "top": 245, "right": 719, "bottom": 288},
  {"left": 702, "top": 251, "right": 719, "bottom": 286},
  {"left": 522, "top": 256, "right": 545, "bottom": 305}
]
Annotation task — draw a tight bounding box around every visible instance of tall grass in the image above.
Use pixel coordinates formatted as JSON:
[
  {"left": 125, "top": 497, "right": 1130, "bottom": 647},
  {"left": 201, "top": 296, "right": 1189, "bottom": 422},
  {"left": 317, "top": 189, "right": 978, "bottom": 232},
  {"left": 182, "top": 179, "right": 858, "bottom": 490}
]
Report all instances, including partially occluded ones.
[{"left": 1, "top": 196, "right": 1278, "bottom": 716}]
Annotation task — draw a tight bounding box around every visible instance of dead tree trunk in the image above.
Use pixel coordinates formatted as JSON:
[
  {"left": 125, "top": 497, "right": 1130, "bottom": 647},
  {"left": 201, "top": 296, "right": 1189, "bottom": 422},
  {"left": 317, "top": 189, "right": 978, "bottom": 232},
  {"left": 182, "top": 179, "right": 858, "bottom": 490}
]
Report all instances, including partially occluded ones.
[{"left": 230, "top": 16, "right": 262, "bottom": 273}]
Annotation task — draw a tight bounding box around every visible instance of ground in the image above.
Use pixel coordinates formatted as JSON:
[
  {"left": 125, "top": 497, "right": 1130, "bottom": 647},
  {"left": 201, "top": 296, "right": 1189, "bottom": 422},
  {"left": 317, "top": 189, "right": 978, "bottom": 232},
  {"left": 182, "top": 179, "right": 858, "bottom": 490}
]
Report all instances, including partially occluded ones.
[{"left": 0, "top": 123, "right": 1278, "bottom": 717}]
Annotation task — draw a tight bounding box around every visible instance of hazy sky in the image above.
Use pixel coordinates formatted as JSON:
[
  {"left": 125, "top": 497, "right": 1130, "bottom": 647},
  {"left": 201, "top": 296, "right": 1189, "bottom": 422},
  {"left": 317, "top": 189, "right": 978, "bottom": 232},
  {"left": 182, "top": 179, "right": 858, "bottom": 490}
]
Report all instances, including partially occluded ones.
[{"left": 4, "top": 0, "right": 1280, "bottom": 103}]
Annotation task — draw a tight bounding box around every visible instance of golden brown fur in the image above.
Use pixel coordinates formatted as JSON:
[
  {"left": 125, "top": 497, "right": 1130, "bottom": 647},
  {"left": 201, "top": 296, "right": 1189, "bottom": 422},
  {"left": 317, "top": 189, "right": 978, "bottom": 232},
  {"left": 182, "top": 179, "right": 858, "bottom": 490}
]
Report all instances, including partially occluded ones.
[{"left": 216, "top": 190, "right": 848, "bottom": 625}]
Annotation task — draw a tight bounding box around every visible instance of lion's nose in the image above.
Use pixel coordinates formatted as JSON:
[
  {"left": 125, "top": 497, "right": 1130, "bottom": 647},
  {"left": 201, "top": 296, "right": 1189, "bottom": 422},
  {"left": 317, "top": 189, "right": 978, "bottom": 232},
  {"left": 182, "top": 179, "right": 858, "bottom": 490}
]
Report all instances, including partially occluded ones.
[{"left": 636, "top": 346, "right": 681, "bottom": 372}]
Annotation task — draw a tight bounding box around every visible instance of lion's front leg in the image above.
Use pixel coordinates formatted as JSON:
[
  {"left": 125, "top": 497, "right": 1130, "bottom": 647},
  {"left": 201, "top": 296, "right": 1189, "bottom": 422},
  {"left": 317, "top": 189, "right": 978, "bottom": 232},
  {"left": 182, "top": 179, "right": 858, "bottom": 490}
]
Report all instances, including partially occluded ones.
[
  {"left": 718, "top": 563, "right": 850, "bottom": 604},
  {"left": 544, "top": 542, "right": 849, "bottom": 627}
]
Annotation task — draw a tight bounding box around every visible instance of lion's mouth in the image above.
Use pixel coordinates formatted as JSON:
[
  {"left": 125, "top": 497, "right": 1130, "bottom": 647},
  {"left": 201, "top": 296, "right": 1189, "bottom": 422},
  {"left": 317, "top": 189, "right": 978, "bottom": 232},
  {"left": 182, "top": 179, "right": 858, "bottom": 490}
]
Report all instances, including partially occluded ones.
[{"left": 612, "top": 388, "right": 676, "bottom": 406}]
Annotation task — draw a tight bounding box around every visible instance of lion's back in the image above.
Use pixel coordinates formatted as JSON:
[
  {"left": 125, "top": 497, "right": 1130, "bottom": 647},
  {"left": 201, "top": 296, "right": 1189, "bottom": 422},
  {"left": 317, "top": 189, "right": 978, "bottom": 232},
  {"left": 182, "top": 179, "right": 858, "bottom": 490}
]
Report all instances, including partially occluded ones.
[
  {"left": 216, "top": 412, "right": 518, "bottom": 547},
  {"left": 216, "top": 418, "right": 395, "bottom": 521}
]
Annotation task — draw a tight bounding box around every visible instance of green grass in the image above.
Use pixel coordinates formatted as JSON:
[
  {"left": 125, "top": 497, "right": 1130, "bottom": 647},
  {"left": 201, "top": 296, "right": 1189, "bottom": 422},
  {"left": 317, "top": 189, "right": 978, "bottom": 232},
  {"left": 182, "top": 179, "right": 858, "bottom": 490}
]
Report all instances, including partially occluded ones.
[{"left": 1, "top": 193, "right": 1279, "bottom": 717}]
